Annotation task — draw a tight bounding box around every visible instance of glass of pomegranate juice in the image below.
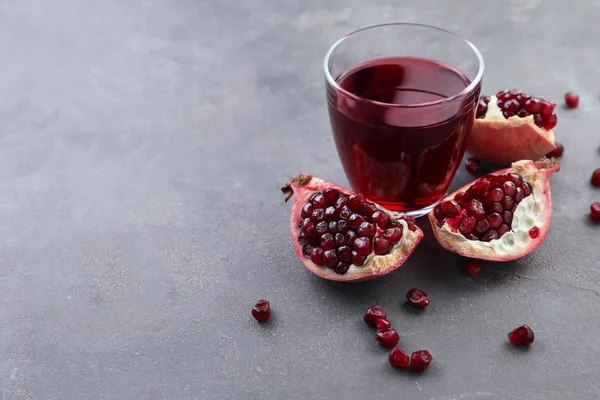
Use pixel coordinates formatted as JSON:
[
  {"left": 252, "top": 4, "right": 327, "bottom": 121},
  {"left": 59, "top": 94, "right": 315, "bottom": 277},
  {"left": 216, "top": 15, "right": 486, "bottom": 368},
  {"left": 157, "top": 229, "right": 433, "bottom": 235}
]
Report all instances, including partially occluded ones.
[{"left": 324, "top": 23, "right": 484, "bottom": 217}]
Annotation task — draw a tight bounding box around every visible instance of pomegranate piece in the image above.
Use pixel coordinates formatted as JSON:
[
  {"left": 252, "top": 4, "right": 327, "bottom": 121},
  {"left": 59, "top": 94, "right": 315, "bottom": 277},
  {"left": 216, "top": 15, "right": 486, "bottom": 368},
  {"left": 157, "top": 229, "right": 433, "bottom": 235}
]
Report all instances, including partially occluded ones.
[
  {"left": 389, "top": 348, "right": 410, "bottom": 368},
  {"left": 364, "top": 306, "right": 387, "bottom": 325},
  {"left": 591, "top": 169, "right": 600, "bottom": 186},
  {"left": 282, "top": 174, "right": 424, "bottom": 282},
  {"left": 375, "top": 318, "right": 392, "bottom": 331},
  {"left": 464, "top": 259, "right": 480, "bottom": 277},
  {"left": 251, "top": 300, "right": 270, "bottom": 322},
  {"left": 469, "top": 89, "right": 558, "bottom": 165},
  {"left": 466, "top": 157, "right": 481, "bottom": 174},
  {"left": 410, "top": 350, "right": 433, "bottom": 372},
  {"left": 546, "top": 142, "right": 564, "bottom": 158},
  {"left": 428, "top": 159, "right": 560, "bottom": 261},
  {"left": 591, "top": 203, "right": 600, "bottom": 222},
  {"left": 406, "top": 288, "right": 429, "bottom": 309},
  {"left": 376, "top": 328, "right": 400, "bottom": 348},
  {"left": 564, "top": 92, "right": 579, "bottom": 108},
  {"left": 508, "top": 325, "right": 534, "bottom": 345}
]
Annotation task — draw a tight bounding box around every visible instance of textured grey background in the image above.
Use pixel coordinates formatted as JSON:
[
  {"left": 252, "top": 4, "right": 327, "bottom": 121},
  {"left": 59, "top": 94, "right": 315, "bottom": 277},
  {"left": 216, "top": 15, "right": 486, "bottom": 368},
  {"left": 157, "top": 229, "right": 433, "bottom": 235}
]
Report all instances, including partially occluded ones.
[{"left": 1, "top": 0, "right": 600, "bottom": 399}]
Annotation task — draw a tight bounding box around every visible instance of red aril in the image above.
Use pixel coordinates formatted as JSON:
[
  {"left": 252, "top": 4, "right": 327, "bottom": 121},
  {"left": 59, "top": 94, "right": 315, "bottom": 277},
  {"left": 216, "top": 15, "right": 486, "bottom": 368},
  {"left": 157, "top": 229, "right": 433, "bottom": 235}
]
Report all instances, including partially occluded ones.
[
  {"left": 508, "top": 325, "right": 534, "bottom": 345},
  {"left": 466, "top": 158, "right": 481, "bottom": 174},
  {"left": 564, "top": 92, "right": 579, "bottom": 108},
  {"left": 591, "top": 169, "right": 600, "bottom": 186},
  {"left": 252, "top": 300, "right": 270, "bottom": 322},
  {"left": 464, "top": 259, "right": 480, "bottom": 277},
  {"left": 428, "top": 159, "right": 559, "bottom": 261},
  {"left": 470, "top": 89, "right": 558, "bottom": 165},
  {"left": 406, "top": 288, "right": 429, "bottom": 309},
  {"left": 410, "top": 350, "right": 433, "bottom": 372},
  {"left": 283, "top": 174, "right": 423, "bottom": 282},
  {"left": 389, "top": 348, "right": 410, "bottom": 368},
  {"left": 591, "top": 203, "right": 600, "bottom": 222},
  {"left": 376, "top": 328, "right": 400, "bottom": 348},
  {"left": 546, "top": 142, "right": 564, "bottom": 158},
  {"left": 375, "top": 318, "right": 392, "bottom": 331},
  {"left": 364, "top": 306, "right": 387, "bottom": 325}
]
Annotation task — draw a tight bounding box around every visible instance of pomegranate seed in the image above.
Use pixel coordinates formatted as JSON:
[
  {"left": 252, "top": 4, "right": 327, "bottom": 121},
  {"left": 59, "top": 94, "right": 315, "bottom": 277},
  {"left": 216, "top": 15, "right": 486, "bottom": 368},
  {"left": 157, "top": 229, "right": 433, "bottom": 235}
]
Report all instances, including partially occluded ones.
[
  {"left": 464, "top": 259, "right": 480, "bottom": 277},
  {"left": 310, "top": 247, "right": 324, "bottom": 266},
  {"left": 521, "top": 182, "right": 532, "bottom": 197},
  {"left": 503, "top": 99, "right": 520, "bottom": 112},
  {"left": 301, "top": 203, "right": 314, "bottom": 218},
  {"left": 482, "top": 96, "right": 491, "bottom": 104},
  {"left": 503, "top": 111, "right": 515, "bottom": 119},
  {"left": 465, "top": 199, "right": 486, "bottom": 220},
  {"left": 302, "top": 245, "right": 314, "bottom": 259},
  {"left": 348, "top": 193, "right": 366, "bottom": 209},
  {"left": 481, "top": 230, "right": 499, "bottom": 242},
  {"left": 328, "top": 221, "right": 338, "bottom": 234},
  {"left": 459, "top": 215, "right": 476, "bottom": 234},
  {"left": 339, "top": 206, "right": 352, "bottom": 220},
  {"left": 352, "top": 251, "right": 367, "bottom": 266},
  {"left": 433, "top": 204, "right": 444, "bottom": 220},
  {"left": 376, "top": 329, "right": 400, "bottom": 348},
  {"left": 389, "top": 348, "right": 410, "bottom": 368},
  {"left": 517, "top": 110, "right": 529, "bottom": 118},
  {"left": 501, "top": 195, "right": 514, "bottom": 211},
  {"left": 375, "top": 318, "right": 392, "bottom": 331},
  {"left": 533, "top": 114, "right": 543, "bottom": 127},
  {"left": 252, "top": 300, "right": 270, "bottom": 322},
  {"left": 502, "top": 181, "right": 516, "bottom": 196},
  {"left": 353, "top": 237, "right": 372, "bottom": 255},
  {"left": 564, "top": 92, "right": 579, "bottom": 108},
  {"left": 471, "top": 177, "right": 491, "bottom": 195},
  {"left": 323, "top": 250, "right": 338, "bottom": 269},
  {"left": 337, "top": 220, "right": 349, "bottom": 233},
  {"left": 372, "top": 211, "right": 389, "bottom": 228},
  {"left": 543, "top": 113, "right": 558, "bottom": 130},
  {"left": 508, "top": 173, "right": 523, "bottom": 186},
  {"left": 486, "top": 202, "right": 503, "bottom": 214},
  {"left": 301, "top": 218, "right": 315, "bottom": 236},
  {"left": 406, "top": 288, "right": 429, "bottom": 309},
  {"left": 311, "top": 209, "right": 325, "bottom": 222},
  {"left": 357, "top": 222, "right": 376, "bottom": 237},
  {"left": 441, "top": 200, "right": 461, "bottom": 218},
  {"left": 545, "top": 142, "right": 564, "bottom": 158},
  {"left": 337, "top": 246, "right": 353, "bottom": 263},
  {"left": 311, "top": 193, "right": 327, "bottom": 209},
  {"left": 364, "top": 306, "right": 386, "bottom": 325},
  {"left": 334, "top": 262, "right": 350, "bottom": 274},
  {"left": 334, "top": 232, "right": 346, "bottom": 247},
  {"left": 320, "top": 233, "right": 335, "bottom": 250},
  {"left": 454, "top": 192, "right": 466, "bottom": 204},
  {"left": 591, "top": 169, "right": 600, "bottom": 186},
  {"left": 382, "top": 227, "right": 403, "bottom": 244},
  {"left": 590, "top": 202, "right": 600, "bottom": 222},
  {"left": 484, "top": 188, "right": 504, "bottom": 204},
  {"left": 315, "top": 221, "right": 329, "bottom": 235},
  {"left": 348, "top": 214, "right": 365, "bottom": 229},
  {"left": 539, "top": 101, "right": 554, "bottom": 117},
  {"left": 403, "top": 215, "right": 417, "bottom": 232},
  {"left": 466, "top": 158, "right": 481, "bottom": 174},
  {"left": 502, "top": 211, "right": 513, "bottom": 225},
  {"left": 373, "top": 237, "right": 391, "bottom": 255},
  {"left": 335, "top": 196, "right": 348, "bottom": 209},
  {"left": 297, "top": 232, "right": 308, "bottom": 246},
  {"left": 322, "top": 188, "right": 340, "bottom": 204},
  {"left": 508, "top": 325, "right": 534, "bottom": 345},
  {"left": 324, "top": 206, "right": 338, "bottom": 221},
  {"left": 345, "top": 230, "right": 357, "bottom": 246},
  {"left": 529, "top": 227, "right": 540, "bottom": 239},
  {"left": 524, "top": 98, "right": 541, "bottom": 113},
  {"left": 487, "top": 213, "right": 502, "bottom": 230},
  {"left": 474, "top": 219, "right": 490, "bottom": 236},
  {"left": 410, "top": 350, "right": 433, "bottom": 372},
  {"left": 514, "top": 187, "right": 524, "bottom": 203},
  {"left": 497, "top": 224, "right": 511, "bottom": 236}
]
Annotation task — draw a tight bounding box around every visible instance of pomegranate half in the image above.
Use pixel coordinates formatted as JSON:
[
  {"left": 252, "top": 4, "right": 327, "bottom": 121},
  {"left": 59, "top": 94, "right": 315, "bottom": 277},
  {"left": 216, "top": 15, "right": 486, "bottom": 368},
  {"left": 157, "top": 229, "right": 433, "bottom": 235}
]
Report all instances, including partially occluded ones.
[
  {"left": 428, "top": 159, "right": 559, "bottom": 261},
  {"left": 282, "top": 174, "right": 423, "bottom": 282},
  {"left": 468, "top": 89, "right": 558, "bottom": 165}
]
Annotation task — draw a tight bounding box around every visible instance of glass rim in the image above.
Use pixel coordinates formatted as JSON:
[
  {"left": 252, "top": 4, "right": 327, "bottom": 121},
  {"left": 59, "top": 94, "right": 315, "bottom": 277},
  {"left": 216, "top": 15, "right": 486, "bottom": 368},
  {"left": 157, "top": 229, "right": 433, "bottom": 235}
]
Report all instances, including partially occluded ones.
[{"left": 323, "top": 22, "right": 485, "bottom": 108}]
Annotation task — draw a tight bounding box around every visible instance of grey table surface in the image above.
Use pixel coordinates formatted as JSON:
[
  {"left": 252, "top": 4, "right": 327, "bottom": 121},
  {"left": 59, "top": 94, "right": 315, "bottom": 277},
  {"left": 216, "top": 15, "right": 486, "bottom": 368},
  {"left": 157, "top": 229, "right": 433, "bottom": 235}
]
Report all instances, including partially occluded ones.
[{"left": 1, "top": 0, "right": 600, "bottom": 399}]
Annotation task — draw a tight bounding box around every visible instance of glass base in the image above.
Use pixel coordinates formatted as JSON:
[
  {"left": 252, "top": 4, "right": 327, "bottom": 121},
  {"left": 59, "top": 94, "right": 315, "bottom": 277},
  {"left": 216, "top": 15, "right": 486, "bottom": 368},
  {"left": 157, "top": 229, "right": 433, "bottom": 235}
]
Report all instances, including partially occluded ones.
[{"left": 391, "top": 195, "right": 447, "bottom": 219}]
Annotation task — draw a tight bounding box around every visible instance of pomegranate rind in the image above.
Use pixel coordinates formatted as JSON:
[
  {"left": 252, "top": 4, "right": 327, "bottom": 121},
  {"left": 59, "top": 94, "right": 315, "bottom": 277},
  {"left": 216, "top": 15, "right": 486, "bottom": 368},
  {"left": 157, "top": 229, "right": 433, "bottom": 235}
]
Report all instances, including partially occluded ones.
[
  {"left": 467, "top": 96, "right": 557, "bottom": 165},
  {"left": 428, "top": 159, "right": 559, "bottom": 262},
  {"left": 282, "top": 174, "right": 424, "bottom": 282}
]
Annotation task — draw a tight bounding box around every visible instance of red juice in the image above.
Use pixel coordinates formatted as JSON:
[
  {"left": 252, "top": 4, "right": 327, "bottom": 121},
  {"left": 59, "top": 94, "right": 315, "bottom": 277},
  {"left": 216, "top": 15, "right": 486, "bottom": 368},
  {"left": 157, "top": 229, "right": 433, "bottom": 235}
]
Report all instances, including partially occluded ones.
[{"left": 327, "top": 56, "right": 481, "bottom": 211}]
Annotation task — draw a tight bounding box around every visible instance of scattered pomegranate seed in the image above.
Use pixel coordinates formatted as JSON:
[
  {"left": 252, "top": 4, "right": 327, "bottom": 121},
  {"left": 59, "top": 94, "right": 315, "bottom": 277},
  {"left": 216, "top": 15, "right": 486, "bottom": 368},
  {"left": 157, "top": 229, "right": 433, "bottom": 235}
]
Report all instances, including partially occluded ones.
[
  {"left": 508, "top": 325, "right": 534, "bottom": 346},
  {"left": 466, "top": 157, "right": 481, "bottom": 174},
  {"left": 410, "top": 350, "right": 433, "bottom": 372},
  {"left": 406, "top": 288, "right": 429, "bottom": 309},
  {"left": 252, "top": 299, "right": 270, "bottom": 322},
  {"left": 376, "top": 328, "right": 400, "bottom": 348},
  {"left": 591, "top": 203, "right": 600, "bottom": 222},
  {"left": 375, "top": 318, "right": 392, "bottom": 331},
  {"left": 564, "top": 92, "right": 579, "bottom": 108},
  {"left": 364, "top": 306, "right": 387, "bottom": 325},
  {"left": 546, "top": 142, "right": 564, "bottom": 158},
  {"left": 591, "top": 169, "right": 600, "bottom": 186},
  {"left": 529, "top": 226, "right": 540, "bottom": 239},
  {"left": 389, "top": 348, "right": 410, "bottom": 368},
  {"left": 464, "top": 259, "right": 480, "bottom": 277}
]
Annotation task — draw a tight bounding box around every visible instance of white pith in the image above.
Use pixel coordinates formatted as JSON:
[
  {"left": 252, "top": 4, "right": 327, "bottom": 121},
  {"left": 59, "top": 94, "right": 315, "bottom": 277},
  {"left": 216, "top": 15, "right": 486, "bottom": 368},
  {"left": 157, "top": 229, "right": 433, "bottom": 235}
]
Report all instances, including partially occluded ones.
[{"left": 485, "top": 95, "right": 555, "bottom": 143}]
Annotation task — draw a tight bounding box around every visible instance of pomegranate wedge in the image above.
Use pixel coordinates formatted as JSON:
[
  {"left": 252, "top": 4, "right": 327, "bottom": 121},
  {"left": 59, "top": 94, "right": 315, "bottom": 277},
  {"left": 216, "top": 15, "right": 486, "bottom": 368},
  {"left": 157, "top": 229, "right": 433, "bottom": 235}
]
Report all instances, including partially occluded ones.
[
  {"left": 469, "top": 89, "right": 558, "bottom": 165},
  {"left": 282, "top": 174, "right": 423, "bottom": 282},
  {"left": 429, "top": 159, "right": 559, "bottom": 261}
]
